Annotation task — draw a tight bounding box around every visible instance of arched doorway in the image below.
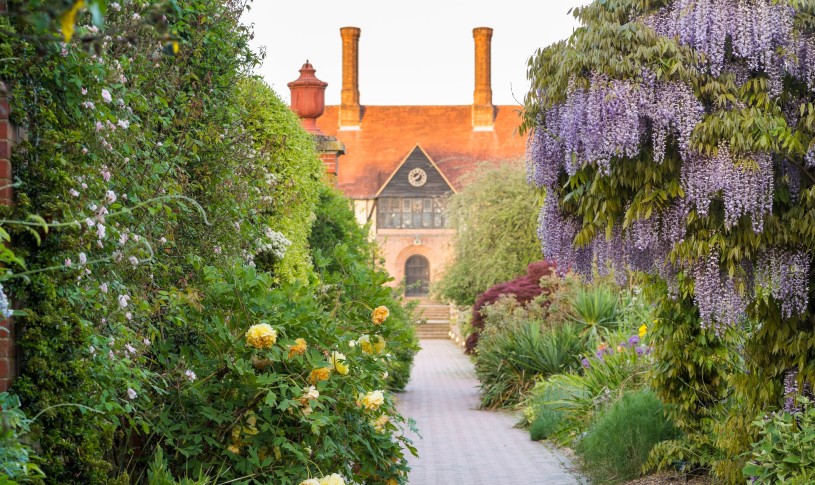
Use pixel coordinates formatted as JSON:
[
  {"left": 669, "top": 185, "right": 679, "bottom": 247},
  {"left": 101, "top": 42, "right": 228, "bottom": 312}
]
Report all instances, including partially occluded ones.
[{"left": 405, "top": 255, "right": 430, "bottom": 296}]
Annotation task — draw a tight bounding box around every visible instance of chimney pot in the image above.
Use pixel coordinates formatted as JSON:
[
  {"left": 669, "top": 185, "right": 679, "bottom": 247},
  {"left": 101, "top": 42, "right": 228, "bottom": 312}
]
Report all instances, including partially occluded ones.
[
  {"left": 288, "top": 61, "right": 328, "bottom": 135},
  {"left": 472, "top": 27, "right": 494, "bottom": 130},
  {"left": 340, "top": 27, "right": 362, "bottom": 129}
]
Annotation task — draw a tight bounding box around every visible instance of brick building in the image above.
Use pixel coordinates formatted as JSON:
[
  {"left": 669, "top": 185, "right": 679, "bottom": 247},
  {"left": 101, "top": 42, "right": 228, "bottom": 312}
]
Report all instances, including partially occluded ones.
[{"left": 290, "top": 27, "right": 527, "bottom": 308}]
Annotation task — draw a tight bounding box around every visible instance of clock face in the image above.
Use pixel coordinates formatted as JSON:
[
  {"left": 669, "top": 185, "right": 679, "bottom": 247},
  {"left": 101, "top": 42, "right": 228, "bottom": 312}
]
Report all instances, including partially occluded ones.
[{"left": 408, "top": 168, "right": 428, "bottom": 187}]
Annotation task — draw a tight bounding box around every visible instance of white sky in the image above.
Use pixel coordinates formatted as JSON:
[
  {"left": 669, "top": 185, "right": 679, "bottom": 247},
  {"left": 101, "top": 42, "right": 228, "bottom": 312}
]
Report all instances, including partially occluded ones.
[{"left": 243, "top": 1, "right": 585, "bottom": 106}]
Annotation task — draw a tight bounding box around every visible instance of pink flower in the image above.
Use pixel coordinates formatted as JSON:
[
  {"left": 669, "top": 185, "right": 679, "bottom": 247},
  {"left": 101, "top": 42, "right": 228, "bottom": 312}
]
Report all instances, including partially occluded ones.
[
  {"left": 82, "top": 148, "right": 88, "bottom": 155},
  {"left": 184, "top": 369, "right": 197, "bottom": 381},
  {"left": 95, "top": 121, "right": 104, "bottom": 132},
  {"left": 105, "top": 190, "right": 117, "bottom": 204},
  {"left": 96, "top": 224, "right": 106, "bottom": 239},
  {"left": 117, "top": 119, "right": 130, "bottom": 129},
  {"left": 78, "top": 252, "right": 87, "bottom": 265},
  {"left": 125, "top": 311, "right": 132, "bottom": 320},
  {"left": 101, "top": 169, "right": 111, "bottom": 182},
  {"left": 128, "top": 256, "right": 138, "bottom": 266},
  {"left": 101, "top": 89, "right": 112, "bottom": 103},
  {"left": 100, "top": 283, "right": 108, "bottom": 293},
  {"left": 64, "top": 258, "right": 72, "bottom": 267},
  {"left": 69, "top": 189, "right": 80, "bottom": 197},
  {"left": 127, "top": 388, "right": 137, "bottom": 400},
  {"left": 118, "top": 294, "right": 130, "bottom": 308},
  {"left": 81, "top": 87, "right": 88, "bottom": 95}
]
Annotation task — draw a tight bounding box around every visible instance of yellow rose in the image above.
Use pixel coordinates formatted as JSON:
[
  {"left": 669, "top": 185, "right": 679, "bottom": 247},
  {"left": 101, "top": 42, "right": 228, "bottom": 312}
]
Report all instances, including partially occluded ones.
[
  {"left": 245, "top": 323, "right": 278, "bottom": 349},
  {"left": 372, "top": 306, "right": 389, "bottom": 325},
  {"left": 319, "top": 474, "right": 346, "bottom": 485},
  {"left": 373, "top": 335, "right": 386, "bottom": 353},
  {"left": 372, "top": 414, "right": 390, "bottom": 432},
  {"left": 299, "top": 480, "right": 320, "bottom": 485},
  {"left": 288, "top": 338, "right": 308, "bottom": 358},
  {"left": 329, "top": 351, "right": 349, "bottom": 376},
  {"left": 357, "top": 390, "right": 385, "bottom": 411},
  {"left": 359, "top": 334, "right": 386, "bottom": 354},
  {"left": 359, "top": 334, "right": 373, "bottom": 354},
  {"left": 308, "top": 366, "right": 332, "bottom": 384},
  {"left": 638, "top": 324, "right": 648, "bottom": 338}
]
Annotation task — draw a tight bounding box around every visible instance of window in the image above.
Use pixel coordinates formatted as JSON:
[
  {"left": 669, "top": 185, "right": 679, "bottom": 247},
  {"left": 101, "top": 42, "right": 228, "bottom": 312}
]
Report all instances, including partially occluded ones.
[
  {"left": 405, "top": 255, "right": 430, "bottom": 296},
  {"left": 377, "top": 197, "right": 448, "bottom": 229}
]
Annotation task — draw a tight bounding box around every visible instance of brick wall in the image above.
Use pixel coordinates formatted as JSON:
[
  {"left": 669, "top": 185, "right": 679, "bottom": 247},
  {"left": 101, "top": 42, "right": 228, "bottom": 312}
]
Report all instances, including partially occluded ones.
[{"left": 0, "top": 77, "right": 15, "bottom": 392}]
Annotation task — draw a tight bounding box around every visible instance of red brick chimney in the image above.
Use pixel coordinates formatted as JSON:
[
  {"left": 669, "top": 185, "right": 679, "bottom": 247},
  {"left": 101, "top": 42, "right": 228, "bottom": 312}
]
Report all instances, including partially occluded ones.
[
  {"left": 472, "top": 27, "right": 495, "bottom": 131},
  {"left": 288, "top": 60, "right": 328, "bottom": 135},
  {"left": 339, "top": 27, "right": 361, "bottom": 130}
]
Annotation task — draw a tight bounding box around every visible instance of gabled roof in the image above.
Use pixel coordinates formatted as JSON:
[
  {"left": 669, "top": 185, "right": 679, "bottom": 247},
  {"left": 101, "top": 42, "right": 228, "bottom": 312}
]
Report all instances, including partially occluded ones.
[
  {"left": 375, "top": 144, "right": 456, "bottom": 198},
  {"left": 315, "top": 105, "right": 528, "bottom": 199}
]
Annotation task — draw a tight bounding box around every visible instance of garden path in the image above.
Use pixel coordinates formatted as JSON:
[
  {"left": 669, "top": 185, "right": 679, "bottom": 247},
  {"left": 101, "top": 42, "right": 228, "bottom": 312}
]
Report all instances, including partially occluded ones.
[{"left": 397, "top": 340, "right": 586, "bottom": 485}]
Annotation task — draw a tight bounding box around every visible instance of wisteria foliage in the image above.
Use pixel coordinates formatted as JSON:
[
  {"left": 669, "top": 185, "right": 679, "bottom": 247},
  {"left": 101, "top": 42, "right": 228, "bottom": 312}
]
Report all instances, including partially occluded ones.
[{"left": 527, "top": 0, "right": 815, "bottom": 333}]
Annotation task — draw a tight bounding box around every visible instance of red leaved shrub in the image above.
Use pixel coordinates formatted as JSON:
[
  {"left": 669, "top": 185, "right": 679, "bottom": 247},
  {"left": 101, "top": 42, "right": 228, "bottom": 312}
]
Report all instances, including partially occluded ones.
[{"left": 465, "top": 260, "right": 558, "bottom": 354}]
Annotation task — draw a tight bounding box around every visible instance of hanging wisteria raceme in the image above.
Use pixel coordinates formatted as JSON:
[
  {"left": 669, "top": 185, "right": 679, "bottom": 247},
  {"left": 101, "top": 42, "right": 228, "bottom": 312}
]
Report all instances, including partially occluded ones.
[
  {"left": 756, "top": 247, "right": 811, "bottom": 319},
  {"left": 722, "top": 152, "right": 774, "bottom": 232},
  {"left": 643, "top": 0, "right": 795, "bottom": 82},
  {"left": 593, "top": 226, "right": 628, "bottom": 285},
  {"left": 682, "top": 146, "right": 774, "bottom": 232},
  {"left": 526, "top": 107, "right": 564, "bottom": 189},
  {"left": 791, "top": 35, "right": 815, "bottom": 92},
  {"left": 538, "top": 192, "right": 583, "bottom": 276},
  {"left": 692, "top": 249, "right": 749, "bottom": 335}
]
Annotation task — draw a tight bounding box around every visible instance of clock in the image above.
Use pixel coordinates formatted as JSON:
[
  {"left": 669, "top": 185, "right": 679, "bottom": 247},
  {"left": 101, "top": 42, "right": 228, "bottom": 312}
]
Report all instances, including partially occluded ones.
[{"left": 408, "top": 168, "right": 428, "bottom": 187}]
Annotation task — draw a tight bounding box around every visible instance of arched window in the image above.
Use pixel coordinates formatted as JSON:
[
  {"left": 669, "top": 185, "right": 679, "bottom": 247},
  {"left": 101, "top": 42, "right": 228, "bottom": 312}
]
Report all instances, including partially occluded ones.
[{"left": 405, "top": 255, "right": 430, "bottom": 296}]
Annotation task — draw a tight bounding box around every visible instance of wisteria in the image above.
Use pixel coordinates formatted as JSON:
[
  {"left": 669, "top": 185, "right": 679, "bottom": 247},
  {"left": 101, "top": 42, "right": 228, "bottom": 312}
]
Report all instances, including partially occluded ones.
[
  {"left": 538, "top": 192, "right": 594, "bottom": 278},
  {"left": 526, "top": 76, "right": 703, "bottom": 189},
  {"left": 644, "top": 0, "right": 794, "bottom": 83},
  {"left": 682, "top": 147, "right": 773, "bottom": 232},
  {"left": 756, "top": 248, "right": 810, "bottom": 319},
  {"left": 692, "top": 249, "right": 748, "bottom": 335},
  {"left": 784, "top": 368, "right": 814, "bottom": 413}
]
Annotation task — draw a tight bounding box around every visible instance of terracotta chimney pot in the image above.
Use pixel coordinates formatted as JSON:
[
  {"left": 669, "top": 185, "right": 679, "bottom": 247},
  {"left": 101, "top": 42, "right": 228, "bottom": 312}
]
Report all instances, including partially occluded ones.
[{"left": 288, "top": 60, "right": 328, "bottom": 135}]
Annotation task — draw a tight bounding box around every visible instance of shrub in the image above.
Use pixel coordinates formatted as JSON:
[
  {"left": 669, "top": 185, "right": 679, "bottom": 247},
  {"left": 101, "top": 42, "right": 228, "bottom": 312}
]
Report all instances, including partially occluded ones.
[
  {"left": 142, "top": 262, "right": 414, "bottom": 484},
  {"left": 436, "top": 163, "right": 542, "bottom": 307},
  {"left": 742, "top": 401, "right": 815, "bottom": 484},
  {"left": 525, "top": 330, "right": 653, "bottom": 445},
  {"left": 476, "top": 320, "right": 584, "bottom": 409},
  {"left": 570, "top": 285, "right": 621, "bottom": 342},
  {"left": 0, "top": 3, "right": 418, "bottom": 482},
  {"left": 465, "top": 260, "right": 558, "bottom": 353},
  {"left": 578, "top": 389, "right": 679, "bottom": 483},
  {"left": 0, "top": 393, "right": 43, "bottom": 481},
  {"left": 528, "top": 379, "right": 574, "bottom": 441}
]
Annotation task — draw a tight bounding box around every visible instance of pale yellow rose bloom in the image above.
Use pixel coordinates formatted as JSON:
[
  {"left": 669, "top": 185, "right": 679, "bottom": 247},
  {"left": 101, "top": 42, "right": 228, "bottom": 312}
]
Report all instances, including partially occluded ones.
[
  {"left": 319, "top": 474, "right": 345, "bottom": 485},
  {"left": 357, "top": 390, "right": 385, "bottom": 411},
  {"left": 299, "top": 479, "right": 320, "bottom": 485},
  {"left": 329, "top": 351, "right": 349, "bottom": 376},
  {"left": 245, "top": 323, "right": 278, "bottom": 349}
]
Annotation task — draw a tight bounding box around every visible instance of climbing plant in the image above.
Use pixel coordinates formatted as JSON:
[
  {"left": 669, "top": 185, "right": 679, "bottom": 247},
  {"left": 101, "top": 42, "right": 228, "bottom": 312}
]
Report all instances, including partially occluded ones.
[{"left": 524, "top": 0, "right": 815, "bottom": 481}]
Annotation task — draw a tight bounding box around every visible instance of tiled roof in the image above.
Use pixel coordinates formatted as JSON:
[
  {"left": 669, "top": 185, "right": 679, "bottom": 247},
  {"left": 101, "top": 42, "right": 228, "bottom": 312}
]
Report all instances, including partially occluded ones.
[{"left": 315, "top": 105, "right": 528, "bottom": 199}]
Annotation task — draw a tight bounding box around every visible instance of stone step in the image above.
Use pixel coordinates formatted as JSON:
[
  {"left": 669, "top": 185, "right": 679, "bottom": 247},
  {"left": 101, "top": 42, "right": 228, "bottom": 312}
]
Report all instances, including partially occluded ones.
[
  {"left": 418, "top": 308, "right": 451, "bottom": 319},
  {"left": 416, "top": 323, "right": 451, "bottom": 340}
]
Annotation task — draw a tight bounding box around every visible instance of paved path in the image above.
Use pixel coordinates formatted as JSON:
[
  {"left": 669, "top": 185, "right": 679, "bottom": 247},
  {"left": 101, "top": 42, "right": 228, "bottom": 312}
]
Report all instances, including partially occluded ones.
[{"left": 397, "top": 340, "right": 585, "bottom": 485}]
